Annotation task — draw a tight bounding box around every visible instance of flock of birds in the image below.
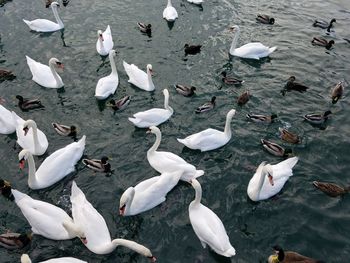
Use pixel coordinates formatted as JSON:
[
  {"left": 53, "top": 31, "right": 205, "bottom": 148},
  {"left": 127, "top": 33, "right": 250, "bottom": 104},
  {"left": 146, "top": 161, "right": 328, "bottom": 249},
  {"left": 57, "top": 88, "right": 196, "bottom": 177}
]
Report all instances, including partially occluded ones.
[{"left": 0, "top": 0, "right": 347, "bottom": 262}]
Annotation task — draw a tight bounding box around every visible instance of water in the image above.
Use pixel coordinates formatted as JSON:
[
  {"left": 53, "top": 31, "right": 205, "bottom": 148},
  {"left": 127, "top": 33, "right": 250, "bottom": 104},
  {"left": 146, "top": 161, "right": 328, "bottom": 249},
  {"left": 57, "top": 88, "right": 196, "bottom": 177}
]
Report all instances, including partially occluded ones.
[{"left": 1, "top": 0, "right": 350, "bottom": 262}]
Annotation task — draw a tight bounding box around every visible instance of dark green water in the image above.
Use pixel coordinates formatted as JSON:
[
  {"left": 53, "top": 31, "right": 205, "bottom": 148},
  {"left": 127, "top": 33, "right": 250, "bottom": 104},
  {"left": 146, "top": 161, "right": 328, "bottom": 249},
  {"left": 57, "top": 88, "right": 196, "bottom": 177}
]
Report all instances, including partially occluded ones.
[{"left": 1, "top": 0, "right": 350, "bottom": 262}]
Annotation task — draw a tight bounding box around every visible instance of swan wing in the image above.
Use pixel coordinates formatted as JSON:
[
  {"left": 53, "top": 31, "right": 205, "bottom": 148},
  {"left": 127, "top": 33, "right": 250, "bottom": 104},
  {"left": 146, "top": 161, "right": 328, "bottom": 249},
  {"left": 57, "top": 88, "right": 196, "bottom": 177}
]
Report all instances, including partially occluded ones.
[
  {"left": 0, "top": 106, "right": 16, "bottom": 134},
  {"left": 102, "top": 25, "right": 114, "bottom": 52},
  {"left": 178, "top": 128, "right": 227, "bottom": 151},
  {"left": 23, "top": 19, "right": 60, "bottom": 32},
  {"left": 41, "top": 258, "right": 87, "bottom": 263},
  {"left": 130, "top": 108, "right": 172, "bottom": 127},
  {"left": 233, "top": 42, "right": 276, "bottom": 59},
  {"left": 163, "top": 7, "right": 178, "bottom": 21},
  {"left": 123, "top": 61, "right": 148, "bottom": 87}
]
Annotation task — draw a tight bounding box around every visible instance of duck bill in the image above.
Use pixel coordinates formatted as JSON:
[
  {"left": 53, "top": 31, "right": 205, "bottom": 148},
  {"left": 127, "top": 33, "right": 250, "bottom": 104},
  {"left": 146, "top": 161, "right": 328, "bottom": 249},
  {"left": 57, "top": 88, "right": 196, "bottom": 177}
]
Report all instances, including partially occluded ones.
[
  {"left": 23, "top": 126, "right": 29, "bottom": 136},
  {"left": 119, "top": 205, "right": 125, "bottom": 216},
  {"left": 268, "top": 174, "right": 274, "bottom": 186},
  {"left": 19, "top": 159, "right": 26, "bottom": 170}
]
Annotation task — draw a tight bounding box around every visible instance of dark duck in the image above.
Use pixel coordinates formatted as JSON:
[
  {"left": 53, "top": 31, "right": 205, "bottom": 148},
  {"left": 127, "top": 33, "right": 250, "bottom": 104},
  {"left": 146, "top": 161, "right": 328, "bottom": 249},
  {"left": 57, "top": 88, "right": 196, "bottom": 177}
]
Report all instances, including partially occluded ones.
[{"left": 282, "top": 76, "right": 309, "bottom": 96}]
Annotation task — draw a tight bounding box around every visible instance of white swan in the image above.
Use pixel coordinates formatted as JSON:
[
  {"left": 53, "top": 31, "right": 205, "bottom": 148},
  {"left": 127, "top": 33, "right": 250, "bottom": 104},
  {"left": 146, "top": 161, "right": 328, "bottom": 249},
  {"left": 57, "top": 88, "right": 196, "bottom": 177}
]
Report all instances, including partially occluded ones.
[
  {"left": 12, "top": 113, "right": 48, "bottom": 156},
  {"left": 147, "top": 126, "right": 204, "bottom": 182},
  {"left": 62, "top": 182, "right": 156, "bottom": 261},
  {"left": 163, "top": 0, "right": 178, "bottom": 22},
  {"left": 12, "top": 189, "right": 85, "bottom": 241},
  {"left": 18, "top": 136, "right": 85, "bottom": 190},
  {"left": 189, "top": 179, "right": 236, "bottom": 257},
  {"left": 187, "top": 0, "right": 203, "bottom": 5},
  {"left": 26, "top": 56, "right": 64, "bottom": 88},
  {"left": 95, "top": 50, "right": 119, "bottom": 100},
  {"left": 247, "top": 157, "right": 299, "bottom": 201},
  {"left": 96, "top": 25, "right": 114, "bottom": 56},
  {"left": 21, "top": 254, "right": 87, "bottom": 263},
  {"left": 119, "top": 170, "right": 183, "bottom": 216},
  {"left": 23, "top": 2, "right": 64, "bottom": 32},
  {"left": 229, "top": 25, "right": 277, "bottom": 59},
  {"left": 128, "top": 89, "right": 173, "bottom": 128},
  {"left": 0, "top": 105, "right": 16, "bottom": 134},
  {"left": 123, "top": 61, "right": 155, "bottom": 91},
  {"left": 177, "top": 109, "right": 236, "bottom": 151}
]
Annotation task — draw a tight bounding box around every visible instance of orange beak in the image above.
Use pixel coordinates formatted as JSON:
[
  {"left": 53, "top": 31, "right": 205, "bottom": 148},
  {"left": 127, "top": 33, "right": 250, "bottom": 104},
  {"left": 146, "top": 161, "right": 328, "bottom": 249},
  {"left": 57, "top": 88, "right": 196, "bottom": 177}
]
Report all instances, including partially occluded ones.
[{"left": 19, "top": 159, "right": 25, "bottom": 170}]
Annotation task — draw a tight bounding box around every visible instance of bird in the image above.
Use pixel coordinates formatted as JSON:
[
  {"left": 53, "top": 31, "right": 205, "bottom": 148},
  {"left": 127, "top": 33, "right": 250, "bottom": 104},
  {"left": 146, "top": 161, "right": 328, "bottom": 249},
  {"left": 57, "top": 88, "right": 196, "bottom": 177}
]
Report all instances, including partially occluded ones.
[
  {"left": 52, "top": 122, "right": 77, "bottom": 138},
  {"left": 237, "top": 90, "right": 250, "bottom": 105},
  {"left": 184, "top": 44, "right": 202, "bottom": 56},
  {"left": 106, "top": 96, "right": 131, "bottom": 111},
  {"left": 187, "top": 0, "right": 203, "bottom": 5},
  {"left": 82, "top": 156, "right": 111, "bottom": 173},
  {"left": 229, "top": 25, "right": 277, "bottom": 59},
  {"left": 256, "top": 14, "right": 275, "bottom": 24},
  {"left": 16, "top": 95, "right": 44, "bottom": 111},
  {"left": 268, "top": 245, "right": 325, "bottom": 263},
  {"left": 177, "top": 109, "right": 236, "bottom": 152},
  {"left": 0, "top": 179, "right": 14, "bottom": 201},
  {"left": 21, "top": 254, "right": 87, "bottom": 263},
  {"left": 195, "top": 96, "right": 216, "bottom": 113},
  {"left": 147, "top": 126, "right": 204, "bottom": 182},
  {"left": 0, "top": 69, "right": 16, "bottom": 81},
  {"left": 221, "top": 71, "right": 244, "bottom": 85},
  {"left": 189, "top": 179, "right": 236, "bottom": 257},
  {"left": 303, "top": 110, "right": 332, "bottom": 125},
  {"left": 281, "top": 76, "right": 309, "bottom": 96},
  {"left": 331, "top": 81, "right": 344, "bottom": 104},
  {"left": 174, "top": 84, "right": 196, "bottom": 97},
  {"left": 123, "top": 61, "right": 155, "bottom": 91},
  {"left": 261, "top": 139, "right": 292, "bottom": 158},
  {"left": 247, "top": 157, "right": 299, "bottom": 201},
  {"left": 163, "top": 0, "right": 178, "bottom": 22},
  {"left": 246, "top": 113, "right": 277, "bottom": 123},
  {"left": 279, "top": 127, "right": 301, "bottom": 144},
  {"left": 0, "top": 105, "right": 16, "bottom": 134},
  {"left": 96, "top": 25, "right": 114, "bottom": 56},
  {"left": 0, "top": 233, "right": 32, "bottom": 249},
  {"left": 313, "top": 181, "right": 350, "bottom": 197},
  {"left": 313, "top": 18, "right": 336, "bottom": 30},
  {"left": 23, "top": 1, "right": 64, "bottom": 32},
  {"left": 137, "top": 22, "right": 152, "bottom": 35},
  {"left": 311, "top": 37, "right": 335, "bottom": 49}
]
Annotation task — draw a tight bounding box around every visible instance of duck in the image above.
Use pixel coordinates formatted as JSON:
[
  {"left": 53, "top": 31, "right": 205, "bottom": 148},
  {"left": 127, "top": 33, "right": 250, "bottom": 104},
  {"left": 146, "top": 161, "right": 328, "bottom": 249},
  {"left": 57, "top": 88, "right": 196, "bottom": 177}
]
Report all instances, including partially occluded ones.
[
  {"left": 0, "top": 179, "right": 14, "bottom": 201},
  {"left": 18, "top": 136, "right": 85, "bottom": 190},
  {"left": 174, "top": 84, "right": 196, "bottom": 97},
  {"left": 237, "top": 90, "right": 250, "bottom": 105},
  {"left": 12, "top": 114, "right": 49, "bottom": 156},
  {"left": 21, "top": 254, "right": 87, "bottom": 263},
  {"left": 26, "top": 56, "right": 64, "bottom": 88},
  {"left": 246, "top": 113, "right": 277, "bottom": 123},
  {"left": 256, "top": 14, "right": 275, "bottom": 24},
  {"left": 303, "top": 110, "right": 332, "bottom": 125},
  {"left": 96, "top": 25, "right": 114, "bottom": 56},
  {"left": 23, "top": 2, "right": 64, "bottom": 32},
  {"left": 146, "top": 126, "right": 204, "bottom": 182},
  {"left": 119, "top": 170, "right": 183, "bottom": 216},
  {"left": 129, "top": 89, "right": 173, "bottom": 128},
  {"left": 331, "top": 81, "right": 344, "bottom": 104},
  {"left": 163, "top": 0, "right": 178, "bottom": 22},
  {"left": 221, "top": 71, "right": 244, "bottom": 85},
  {"left": 107, "top": 96, "right": 131, "bottom": 111},
  {"left": 95, "top": 50, "right": 119, "bottom": 100},
  {"left": 229, "top": 25, "right": 277, "bottom": 59},
  {"left": 11, "top": 189, "right": 85, "bottom": 241},
  {"left": 63, "top": 181, "right": 156, "bottom": 260},
  {"left": 0, "top": 69, "right": 16, "bottom": 81},
  {"left": 0, "top": 232, "right": 32, "bottom": 249},
  {"left": 268, "top": 245, "right": 325, "bottom": 263},
  {"left": 16, "top": 95, "right": 44, "bottom": 111},
  {"left": 137, "top": 22, "right": 152, "bottom": 35},
  {"left": 311, "top": 37, "right": 335, "bottom": 49},
  {"left": 281, "top": 76, "right": 308, "bottom": 96},
  {"left": 177, "top": 109, "right": 236, "bottom": 152},
  {"left": 52, "top": 122, "right": 77, "bottom": 138},
  {"left": 313, "top": 181, "right": 350, "bottom": 197},
  {"left": 261, "top": 139, "right": 292, "bottom": 158},
  {"left": 123, "top": 61, "right": 155, "bottom": 91},
  {"left": 279, "top": 127, "right": 301, "bottom": 144},
  {"left": 313, "top": 18, "right": 336, "bottom": 30},
  {"left": 184, "top": 44, "right": 202, "bottom": 56},
  {"left": 0, "top": 105, "right": 16, "bottom": 134},
  {"left": 189, "top": 179, "right": 235, "bottom": 257},
  {"left": 82, "top": 156, "right": 111, "bottom": 173},
  {"left": 247, "top": 157, "right": 299, "bottom": 201},
  {"left": 195, "top": 96, "right": 216, "bottom": 113}
]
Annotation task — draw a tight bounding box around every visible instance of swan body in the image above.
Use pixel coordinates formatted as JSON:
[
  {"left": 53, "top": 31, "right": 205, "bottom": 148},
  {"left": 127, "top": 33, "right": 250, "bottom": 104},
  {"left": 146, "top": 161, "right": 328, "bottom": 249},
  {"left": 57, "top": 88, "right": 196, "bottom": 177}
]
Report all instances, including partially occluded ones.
[
  {"left": 21, "top": 254, "right": 87, "bottom": 263},
  {"left": 23, "top": 2, "right": 64, "bottom": 32},
  {"left": 96, "top": 25, "right": 114, "bottom": 56},
  {"left": 123, "top": 61, "right": 155, "bottom": 91},
  {"left": 0, "top": 105, "right": 16, "bottom": 134},
  {"left": 129, "top": 89, "right": 173, "bottom": 128},
  {"left": 147, "top": 126, "right": 204, "bottom": 182},
  {"left": 331, "top": 81, "right": 344, "bottom": 104},
  {"left": 189, "top": 179, "right": 235, "bottom": 257},
  {"left": 177, "top": 109, "right": 236, "bottom": 151},
  {"left": 0, "top": 233, "right": 31, "bottom": 249},
  {"left": 18, "top": 136, "right": 85, "bottom": 190},
  {"left": 187, "top": 0, "right": 203, "bottom": 5},
  {"left": 163, "top": 0, "right": 178, "bottom": 22},
  {"left": 229, "top": 25, "right": 276, "bottom": 59},
  {"left": 247, "top": 157, "right": 299, "bottom": 201},
  {"left": 26, "top": 56, "right": 64, "bottom": 88},
  {"left": 95, "top": 50, "right": 119, "bottom": 100}
]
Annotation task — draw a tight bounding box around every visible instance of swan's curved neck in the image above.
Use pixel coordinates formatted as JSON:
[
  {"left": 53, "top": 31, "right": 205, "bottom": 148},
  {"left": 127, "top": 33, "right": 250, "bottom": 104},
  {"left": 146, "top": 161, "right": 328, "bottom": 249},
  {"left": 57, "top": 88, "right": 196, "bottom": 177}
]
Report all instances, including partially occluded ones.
[
  {"left": 30, "top": 124, "right": 40, "bottom": 153},
  {"left": 224, "top": 114, "right": 233, "bottom": 137},
  {"left": 230, "top": 28, "right": 240, "bottom": 54},
  {"left": 111, "top": 239, "right": 152, "bottom": 258},
  {"left": 49, "top": 61, "right": 62, "bottom": 87},
  {"left": 51, "top": 6, "right": 63, "bottom": 28},
  {"left": 252, "top": 165, "right": 266, "bottom": 200},
  {"left": 191, "top": 179, "right": 202, "bottom": 207},
  {"left": 163, "top": 94, "right": 173, "bottom": 113},
  {"left": 26, "top": 152, "right": 37, "bottom": 187},
  {"left": 147, "top": 68, "right": 155, "bottom": 90},
  {"left": 109, "top": 52, "right": 117, "bottom": 75},
  {"left": 148, "top": 131, "right": 161, "bottom": 154},
  {"left": 167, "top": 0, "right": 172, "bottom": 7}
]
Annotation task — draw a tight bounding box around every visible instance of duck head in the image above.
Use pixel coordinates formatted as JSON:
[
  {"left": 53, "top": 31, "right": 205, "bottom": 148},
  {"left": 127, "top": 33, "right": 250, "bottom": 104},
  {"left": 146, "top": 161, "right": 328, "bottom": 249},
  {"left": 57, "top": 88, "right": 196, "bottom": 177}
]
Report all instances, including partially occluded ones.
[{"left": 269, "top": 17, "right": 275, "bottom": 24}]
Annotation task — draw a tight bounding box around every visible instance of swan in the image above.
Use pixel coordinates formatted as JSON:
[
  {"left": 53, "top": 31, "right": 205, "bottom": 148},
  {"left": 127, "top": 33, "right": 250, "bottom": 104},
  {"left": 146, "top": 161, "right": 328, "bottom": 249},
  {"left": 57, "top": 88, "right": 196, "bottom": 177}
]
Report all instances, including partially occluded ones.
[
  {"left": 189, "top": 179, "right": 236, "bottom": 257},
  {"left": 0, "top": 105, "right": 16, "bottom": 134},
  {"left": 119, "top": 170, "right": 183, "bottom": 216},
  {"left": 18, "top": 136, "right": 85, "bottom": 190},
  {"left": 177, "top": 109, "right": 236, "bottom": 152},
  {"left": 23, "top": 2, "right": 64, "bottom": 32},
  {"left": 62, "top": 182, "right": 156, "bottom": 261},
  {"left": 96, "top": 25, "right": 114, "bottom": 56},
  {"left": 95, "top": 50, "right": 119, "bottom": 100},
  {"left": 187, "top": 0, "right": 203, "bottom": 5},
  {"left": 163, "top": 0, "right": 178, "bottom": 22},
  {"left": 11, "top": 189, "right": 85, "bottom": 241},
  {"left": 21, "top": 254, "right": 87, "bottom": 263},
  {"left": 229, "top": 25, "right": 277, "bottom": 59},
  {"left": 147, "top": 126, "right": 204, "bottom": 182},
  {"left": 12, "top": 113, "right": 48, "bottom": 156},
  {"left": 123, "top": 61, "right": 155, "bottom": 91},
  {"left": 26, "top": 56, "right": 64, "bottom": 88},
  {"left": 247, "top": 157, "right": 299, "bottom": 201},
  {"left": 128, "top": 89, "right": 173, "bottom": 128}
]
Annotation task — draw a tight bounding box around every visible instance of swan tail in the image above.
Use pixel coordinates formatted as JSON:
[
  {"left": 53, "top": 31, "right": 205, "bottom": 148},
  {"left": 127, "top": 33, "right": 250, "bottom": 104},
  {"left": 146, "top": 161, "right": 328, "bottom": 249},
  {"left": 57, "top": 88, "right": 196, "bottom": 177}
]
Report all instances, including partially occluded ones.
[
  {"left": 222, "top": 246, "right": 236, "bottom": 257},
  {"left": 71, "top": 181, "right": 85, "bottom": 204},
  {"left": 128, "top": 117, "right": 139, "bottom": 125},
  {"left": 11, "top": 189, "right": 28, "bottom": 202},
  {"left": 177, "top": 138, "right": 188, "bottom": 146},
  {"left": 269, "top": 46, "right": 277, "bottom": 54},
  {"left": 194, "top": 170, "right": 204, "bottom": 178},
  {"left": 23, "top": 19, "right": 31, "bottom": 26}
]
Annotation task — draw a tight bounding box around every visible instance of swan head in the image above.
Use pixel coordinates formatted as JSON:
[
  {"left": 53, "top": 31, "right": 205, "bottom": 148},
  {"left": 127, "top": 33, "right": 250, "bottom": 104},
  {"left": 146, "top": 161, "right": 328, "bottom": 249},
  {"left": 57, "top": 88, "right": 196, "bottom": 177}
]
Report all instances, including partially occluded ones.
[
  {"left": 146, "top": 64, "right": 153, "bottom": 76},
  {"left": 22, "top": 120, "right": 37, "bottom": 136},
  {"left": 50, "top": 1, "right": 60, "bottom": 8},
  {"left": 109, "top": 49, "right": 116, "bottom": 57},
  {"left": 163, "top": 88, "right": 169, "bottom": 98},
  {"left": 227, "top": 109, "right": 236, "bottom": 119},
  {"left": 146, "top": 126, "right": 161, "bottom": 135},
  {"left": 62, "top": 221, "right": 87, "bottom": 244},
  {"left": 21, "top": 254, "right": 32, "bottom": 263},
  {"left": 49, "top": 58, "right": 64, "bottom": 70},
  {"left": 119, "top": 187, "right": 135, "bottom": 216},
  {"left": 263, "top": 164, "right": 274, "bottom": 186},
  {"left": 18, "top": 149, "right": 31, "bottom": 169},
  {"left": 229, "top": 25, "right": 240, "bottom": 33}
]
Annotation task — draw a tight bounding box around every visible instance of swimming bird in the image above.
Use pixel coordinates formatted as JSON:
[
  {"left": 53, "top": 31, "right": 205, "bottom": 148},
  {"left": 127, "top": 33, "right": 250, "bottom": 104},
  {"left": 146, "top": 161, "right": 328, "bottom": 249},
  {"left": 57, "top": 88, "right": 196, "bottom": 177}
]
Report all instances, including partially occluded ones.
[
  {"left": 237, "top": 90, "right": 250, "bottom": 105},
  {"left": 246, "top": 113, "right": 277, "bottom": 123},
  {"left": 0, "top": 179, "right": 14, "bottom": 201},
  {"left": 0, "top": 233, "right": 32, "bottom": 249},
  {"left": 279, "top": 127, "right": 301, "bottom": 144},
  {"left": 16, "top": 95, "right": 44, "bottom": 111},
  {"left": 163, "top": 0, "right": 178, "bottom": 22},
  {"left": 268, "top": 245, "right": 325, "bottom": 263},
  {"left": 123, "top": 61, "right": 155, "bottom": 91},
  {"left": 247, "top": 157, "right": 299, "bottom": 201},
  {"left": 281, "top": 76, "right": 309, "bottom": 96},
  {"left": 261, "top": 139, "right": 292, "bottom": 158},
  {"left": 0, "top": 105, "right": 16, "bottom": 134},
  {"left": 96, "top": 25, "right": 114, "bottom": 56},
  {"left": 331, "top": 81, "right": 344, "bottom": 104},
  {"left": 137, "top": 22, "right": 152, "bottom": 35},
  {"left": 82, "top": 156, "right": 111, "bottom": 173},
  {"left": 303, "top": 110, "right": 332, "bottom": 125},
  {"left": 174, "top": 84, "right": 196, "bottom": 97},
  {"left": 184, "top": 44, "right": 202, "bottom": 56},
  {"left": 0, "top": 69, "right": 16, "bottom": 81},
  {"left": 313, "top": 18, "right": 336, "bottom": 30},
  {"left": 177, "top": 109, "right": 236, "bottom": 152},
  {"left": 313, "top": 181, "right": 350, "bottom": 197},
  {"left": 195, "top": 96, "right": 216, "bottom": 113},
  {"left": 221, "top": 71, "right": 244, "bottom": 85},
  {"left": 189, "top": 179, "right": 235, "bottom": 257},
  {"left": 107, "top": 96, "right": 130, "bottom": 111},
  {"left": 21, "top": 254, "right": 87, "bottom": 263},
  {"left": 187, "top": 0, "right": 203, "bottom": 5},
  {"left": 311, "top": 37, "right": 335, "bottom": 49},
  {"left": 256, "top": 14, "right": 275, "bottom": 24},
  {"left": 52, "top": 123, "right": 77, "bottom": 138}
]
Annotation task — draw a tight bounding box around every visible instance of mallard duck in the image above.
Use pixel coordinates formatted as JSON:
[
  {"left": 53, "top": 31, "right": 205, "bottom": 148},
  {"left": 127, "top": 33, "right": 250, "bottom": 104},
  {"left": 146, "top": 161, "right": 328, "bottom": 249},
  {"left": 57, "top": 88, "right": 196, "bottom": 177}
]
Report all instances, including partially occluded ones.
[
  {"left": 303, "top": 110, "right": 332, "bottom": 125},
  {"left": 174, "top": 84, "right": 196, "bottom": 97},
  {"left": 237, "top": 90, "right": 250, "bottom": 105},
  {"left": 184, "top": 44, "right": 202, "bottom": 56},
  {"left": 221, "top": 71, "right": 244, "bottom": 85},
  {"left": 313, "top": 181, "right": 350, "bottom": 197},
  {"left": 82, "top": 156, "right": 111, "bottom": 173},
  {"left": 279, "top": 127, "right": 301, "bottom": 144},
  {"left": 52, "top": 123, "right": 77, "bottom": 138},
  {"left": 331, "top": 81, "right": 344, "bottom": 104},
  {"left": 246, "top": 113, "right": 277, "bottom": 123},
  {"left": 137, "top": 22, "right": 152, "bottom": 34},
  {"left": 261, "top": 139, "right": 292, "bottom": 157},
  {"left": 15, "top": 95, "right": 44, "bottom": 111},
  {"left": 0, "top": 69, "right": 16, "bottom": 81},
  {"left": 0, "top": 179, "right": 14, "bottom": 201},
  {"left": 0, "top": 232, "right": 32, "bottom": 249},
  {"left": 313, "top": 18, "right": 336, "bottom": 30},
  {"left": 195, "top": 96, "right": 216, "bottom": 113},
  {"left": 107, "top": 96, "right": 130, "bottom": 111},
  {"left": 268, "top": 245, "right": 325, "bottom": 263},
  {"left": 256, "top": 14, "right": 275, "bottom": 24},
  {"left": 311, "top": 37, "right": 335, "bottom": 49},
  {"left": 282, "top": 76, "right": 309, "bottom": 96}
]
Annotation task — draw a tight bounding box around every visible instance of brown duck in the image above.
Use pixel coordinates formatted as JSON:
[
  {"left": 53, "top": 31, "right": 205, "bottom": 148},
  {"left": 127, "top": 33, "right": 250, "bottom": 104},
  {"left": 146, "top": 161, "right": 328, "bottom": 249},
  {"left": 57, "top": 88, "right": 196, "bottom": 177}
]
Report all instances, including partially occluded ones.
[
  {"left": 311, "top": 37, "right": 335, "bottom": 49},
  {"left": 313, "top": 181, "right": 350, "bottom": 197},
  {"left": 237, "top": 90, "right": 250, "bottom": 105},
  {"left": 0, "top": 69, "right": 16, "bottom": 81},
  {"left": 279, "top": 128, "right": 301, "bottom": 144},
  {"left": 331, "top": 81, "right": 344, "bottom": 104},
  {"left": 0, "top": 232, "right": 32, "bottom": 249},
  {"left": 268, "top": 245, "right": 326, "bottom": 263}
]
